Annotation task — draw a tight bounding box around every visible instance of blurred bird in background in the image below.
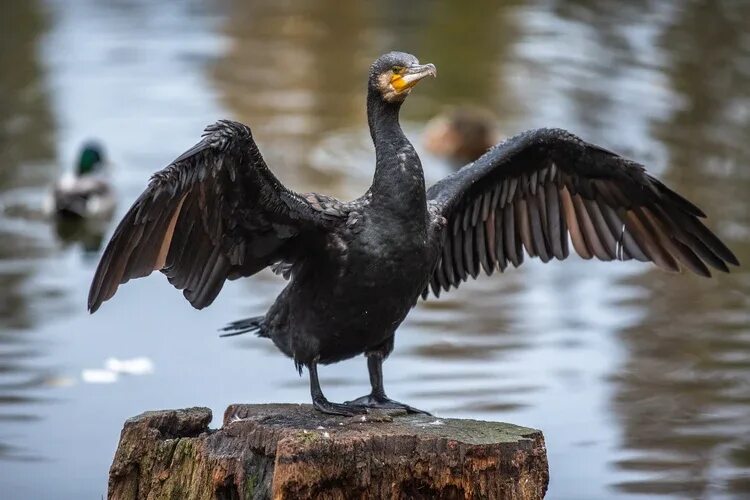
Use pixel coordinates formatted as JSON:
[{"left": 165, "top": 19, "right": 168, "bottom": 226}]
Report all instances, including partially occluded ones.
[
  {"left": 423, "top": 106, "right": 500, "bottom": 166},
  {"left": 47, "top": 141, "right": 116, "bottom": 251}
]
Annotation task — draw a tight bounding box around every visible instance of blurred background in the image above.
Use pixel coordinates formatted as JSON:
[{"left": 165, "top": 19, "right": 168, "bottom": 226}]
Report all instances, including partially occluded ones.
[{"left": 1, "top": 0, "right": 748, "bottom": 498}]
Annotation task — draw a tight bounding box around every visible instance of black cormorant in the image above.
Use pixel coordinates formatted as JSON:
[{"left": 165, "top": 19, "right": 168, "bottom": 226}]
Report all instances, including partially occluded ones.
[{"left": 88, "top": 52, "right": 738, "bottom": 416}]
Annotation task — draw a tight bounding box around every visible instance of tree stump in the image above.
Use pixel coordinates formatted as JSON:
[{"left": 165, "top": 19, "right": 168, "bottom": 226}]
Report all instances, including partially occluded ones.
[{"left": 108, "top": 404, "right": 548, "bottom": 500}]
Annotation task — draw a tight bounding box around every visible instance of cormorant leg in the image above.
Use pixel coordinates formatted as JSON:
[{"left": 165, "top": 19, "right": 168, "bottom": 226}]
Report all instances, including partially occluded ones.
[
  {"left": 308, "top": 360, "right": 366, "bottom": 416},
  {"left": 345, "top": 352, "right": 431, "bottom": 415}
]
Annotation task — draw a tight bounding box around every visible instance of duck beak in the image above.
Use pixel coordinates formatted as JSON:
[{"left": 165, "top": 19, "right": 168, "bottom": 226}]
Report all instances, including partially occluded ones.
[{"left": 391, "top": 63, "right": 437, "bottom": 92}]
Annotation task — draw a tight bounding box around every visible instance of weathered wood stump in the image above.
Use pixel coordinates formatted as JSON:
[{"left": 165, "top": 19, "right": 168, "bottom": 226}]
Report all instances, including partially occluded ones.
[{"left": 108, "top": 404, "right": 548, "bottom": 500}]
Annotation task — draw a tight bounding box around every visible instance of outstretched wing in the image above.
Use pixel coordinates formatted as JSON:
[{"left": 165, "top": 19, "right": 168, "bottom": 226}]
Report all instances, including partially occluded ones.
[
  {"left": 425, "top": 128, "right": 738, "bottom": 297},
  {"left": 88, "top": 120, "right": 341, "bottom": 312}
]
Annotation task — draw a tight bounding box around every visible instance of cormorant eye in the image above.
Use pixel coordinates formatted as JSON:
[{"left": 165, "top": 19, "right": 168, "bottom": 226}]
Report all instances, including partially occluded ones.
[{"left": 392, "top": 66, "right": 404, "bottom": 74}]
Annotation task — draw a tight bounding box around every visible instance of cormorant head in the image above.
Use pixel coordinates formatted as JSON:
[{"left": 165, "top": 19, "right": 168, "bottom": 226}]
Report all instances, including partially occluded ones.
[
  {"left": 77, "top": 141, "right": 105, "bottom": 176},
  {"left": 369, "top": 52, "right": 437, "bottom": 104}
]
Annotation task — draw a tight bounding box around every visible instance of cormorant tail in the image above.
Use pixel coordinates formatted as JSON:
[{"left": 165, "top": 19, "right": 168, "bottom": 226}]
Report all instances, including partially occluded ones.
[{"left": 219, "top": 316, "right": 267, "bottom": 338}]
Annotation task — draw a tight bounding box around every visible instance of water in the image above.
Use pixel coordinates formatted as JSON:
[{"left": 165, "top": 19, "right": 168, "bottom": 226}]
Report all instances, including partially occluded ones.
[{"left": 0, "top": 0, "right": 748, "bottom": 498}]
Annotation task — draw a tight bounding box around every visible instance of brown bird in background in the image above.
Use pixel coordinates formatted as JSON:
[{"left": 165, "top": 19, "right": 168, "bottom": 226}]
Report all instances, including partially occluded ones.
[{"left": 423, "top": 106, "right": 500, "bottom": 166}]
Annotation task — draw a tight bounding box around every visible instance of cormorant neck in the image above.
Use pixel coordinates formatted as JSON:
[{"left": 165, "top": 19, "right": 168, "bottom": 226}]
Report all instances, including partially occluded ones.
[
  {"left": 366, "top": 88, "right": 426, "bottom": 218},
  {"left": 367, "top": 89, "right": 404, "bottom": 146}
]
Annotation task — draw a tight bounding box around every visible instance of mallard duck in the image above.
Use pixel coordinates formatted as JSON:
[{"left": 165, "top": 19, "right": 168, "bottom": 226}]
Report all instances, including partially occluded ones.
[
  {"left": 423, "top": 106, "right": 500, "bottom": 166},
  {"left": 88, "top": 52, "right": 737, "bottom": 416},
  {"left": 50, "top": 141, "right": 115, "bottom": 220}
]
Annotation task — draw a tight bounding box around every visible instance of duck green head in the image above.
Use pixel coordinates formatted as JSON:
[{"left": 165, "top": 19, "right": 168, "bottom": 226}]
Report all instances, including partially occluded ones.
[{"left": 77, "top": 141, "right": 105, "bottom": 176}]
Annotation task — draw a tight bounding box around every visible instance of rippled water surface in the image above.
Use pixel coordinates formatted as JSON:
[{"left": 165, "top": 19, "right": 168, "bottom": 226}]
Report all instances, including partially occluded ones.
[{"left": 1, "top": 0, "right": 748, "bottom": 498}]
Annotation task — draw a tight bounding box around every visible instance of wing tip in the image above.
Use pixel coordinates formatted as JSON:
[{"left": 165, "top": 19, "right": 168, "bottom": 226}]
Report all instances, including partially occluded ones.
[
  {"left": 87, "top": 284, "right": 105, "bottom": 313},
  {"left": 726, "top": 252, "right": 741, "bottom": 268},
  {"left": 87, "top": 277, "right": 103, "bottom": 314},
  {"left": 693, "top": 265, "right": 713, "bottom": 279}
]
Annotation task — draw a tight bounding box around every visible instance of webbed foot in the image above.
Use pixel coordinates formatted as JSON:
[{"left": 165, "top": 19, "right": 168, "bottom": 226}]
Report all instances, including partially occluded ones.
[
  {"left": 345, "top": 394, "right": 431, "bottom": 415},
  {"left": 312, "top": 396, "right": 368, "bottom": 416}
]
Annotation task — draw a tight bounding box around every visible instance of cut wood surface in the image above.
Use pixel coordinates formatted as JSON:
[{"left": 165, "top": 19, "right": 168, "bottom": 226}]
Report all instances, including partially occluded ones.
[{"left": 108, "top": 404, "right": 548, "bottom": 500}]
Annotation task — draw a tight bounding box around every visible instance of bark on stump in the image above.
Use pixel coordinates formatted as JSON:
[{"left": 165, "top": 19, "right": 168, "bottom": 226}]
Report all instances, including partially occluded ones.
[{"left": 108, "top": 404, "right": 548, "bottom": 500}]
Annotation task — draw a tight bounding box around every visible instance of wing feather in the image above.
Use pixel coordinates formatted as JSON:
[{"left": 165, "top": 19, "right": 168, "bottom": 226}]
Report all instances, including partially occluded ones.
[
  {"left": 89, "top": 120, "right": 338, "bottom": 313},
  {"left": 561, "top": 186, "right": 593, "bottom": 259},
  {"left": 572, "top": 194, "right": 610, "bottom": 260},
  {"left": 517, "top": 198, "right": 535, "bottom": 257},
  {"left": 494, "top": 208, "right": 507, "bottom": 270},
  {"left": 424, "top": 128, "right": 737, "bottom": 298},
  {"left": 527, "top": 194, "right": 550, "bottom": 262},
  {"left": 545, "top": 182, "right": 567, "bottom": 259},
  {"left": 503, "top": 203, "right": 518, "bottom": 267},
  {"left": 452, "top": 228, "right": 467, "bottom": 281},
  {"left": 476, "top": 216, "right": 492, "bottom": 275}
]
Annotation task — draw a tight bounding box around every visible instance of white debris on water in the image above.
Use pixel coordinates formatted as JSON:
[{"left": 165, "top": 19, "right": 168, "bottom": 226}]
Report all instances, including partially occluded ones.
[
  {"left": 316, "top": 426, "right": 325, "bottom": 430},
  {"left": 105, "top": 357, "right": 154, "bottom": 375},
  {"left": 81, "top": 356, "right": 154, "bottom": 384},
  {"left": 82, "top": 369, "right": 118, "bottom": 384},
  {"left": 322, "top": 432, "right": 330, "bottom": 438}
]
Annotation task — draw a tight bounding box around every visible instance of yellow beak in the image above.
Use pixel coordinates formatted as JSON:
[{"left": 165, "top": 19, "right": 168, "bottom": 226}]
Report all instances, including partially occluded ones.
[{"left": 391, "top": 63, "right": 437, "bottom": 92}]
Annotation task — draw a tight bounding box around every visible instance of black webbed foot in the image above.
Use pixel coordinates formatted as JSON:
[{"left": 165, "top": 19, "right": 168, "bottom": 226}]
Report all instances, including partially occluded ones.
[
  {"left": 312, "top": 396, "right": 368, "bottom": 417},
  {"left": 345, "top": 393, "right": 431, "bottom": 415}
]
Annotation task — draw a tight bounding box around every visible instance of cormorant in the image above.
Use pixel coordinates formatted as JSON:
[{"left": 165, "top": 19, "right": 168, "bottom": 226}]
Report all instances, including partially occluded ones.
[
  {"left": 50, "top": 141, "right": 115, "bottom": 220},
  {"left": 88, "top": 52, "right": 738, "bottom": 416},
  {"left": 423, "top": 106, "right": 500, "bottom": 166}
]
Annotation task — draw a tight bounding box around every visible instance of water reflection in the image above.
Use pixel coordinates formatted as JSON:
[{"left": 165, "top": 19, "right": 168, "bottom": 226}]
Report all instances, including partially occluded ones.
[
  {"left": 611, "top": 1, "right": 750, "bottom": 496},
  {"left": 0, "top": 0, "right": 58, "bottom": 460},
  {"left": 0, "top": 0, "right": 748, "bottom": 498},
  {"left": 52, "top": 217, "right": 107, "bottom": 253},
  {"left": 0, "top": 1, "right": 56, "bottom": 328}
]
